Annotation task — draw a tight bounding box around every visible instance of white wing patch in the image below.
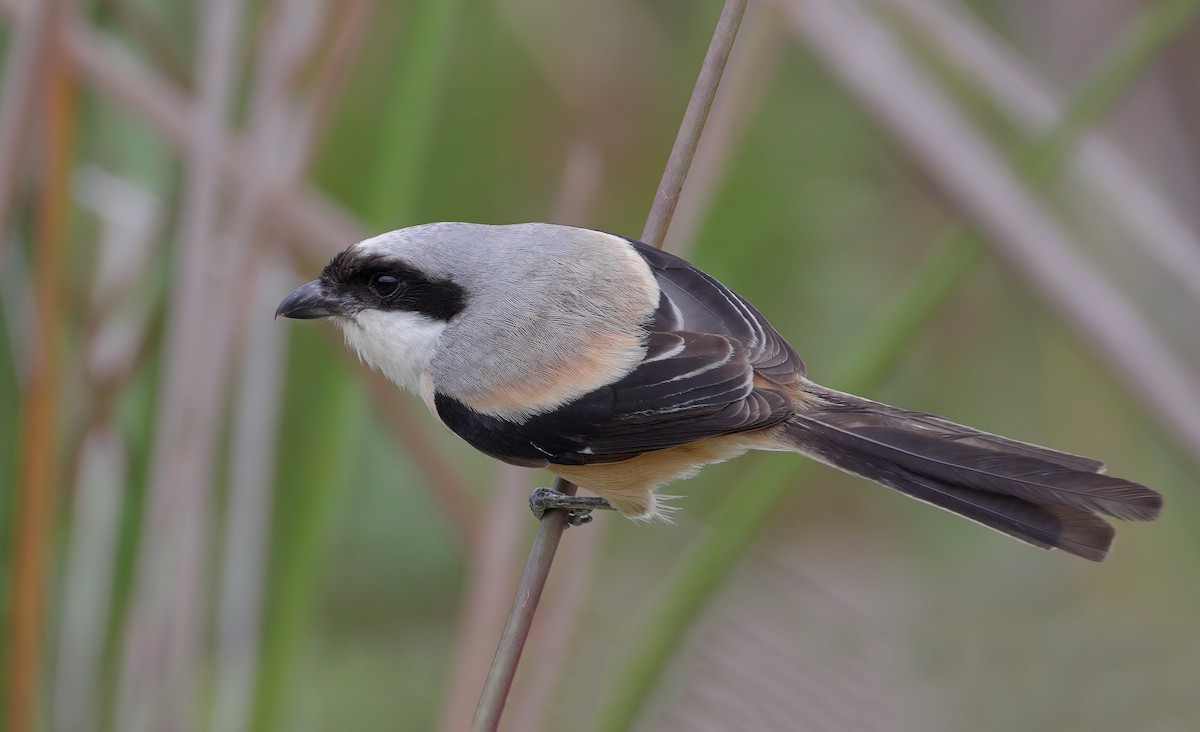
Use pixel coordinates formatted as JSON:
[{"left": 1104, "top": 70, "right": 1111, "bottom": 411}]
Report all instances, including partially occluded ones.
[
  {"left": 642, "top": 336, "right": 687, "bottom": 364},
  {"left": 664, "top": 345, "right": 734, "bottom": 382}
]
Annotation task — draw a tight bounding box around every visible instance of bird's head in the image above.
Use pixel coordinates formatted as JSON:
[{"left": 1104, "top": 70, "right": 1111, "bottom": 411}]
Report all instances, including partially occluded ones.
[
  {"left": 276, "top": 225, "right": 470, "bottom": 394},
  {"left": 276, "top": 222, "right": 660, "bottom": 411},
  {"left": 275, "top": 227, "right": 468, "bottom": 324}
]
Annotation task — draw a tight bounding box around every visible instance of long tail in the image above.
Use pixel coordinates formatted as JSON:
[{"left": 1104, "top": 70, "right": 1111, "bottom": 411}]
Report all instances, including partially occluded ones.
[{"left": 784, "top": 383, "right": 1162, "bottom": 561}]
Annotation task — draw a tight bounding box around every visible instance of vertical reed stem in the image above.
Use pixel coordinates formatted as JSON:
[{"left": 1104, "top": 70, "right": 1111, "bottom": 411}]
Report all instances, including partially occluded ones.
[{"left": 5, "top": 22, "right": 74, "bottom": 732}]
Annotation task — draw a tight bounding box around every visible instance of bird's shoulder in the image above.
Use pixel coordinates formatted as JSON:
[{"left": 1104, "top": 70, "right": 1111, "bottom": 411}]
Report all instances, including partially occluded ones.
[{"left": 619, "top": 237, "right": 806, "bottom": 385}]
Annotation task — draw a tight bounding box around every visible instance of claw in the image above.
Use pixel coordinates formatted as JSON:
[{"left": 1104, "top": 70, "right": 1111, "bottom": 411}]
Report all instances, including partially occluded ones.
[
  {"left": 529, "top": 489, "right": 548, "bottom": 519},
  {"left": 527, "top": 487, "right": 615, "bottom": 525},
  {"left": 566, "top": 510, "right": 593, "bottom": 527}
]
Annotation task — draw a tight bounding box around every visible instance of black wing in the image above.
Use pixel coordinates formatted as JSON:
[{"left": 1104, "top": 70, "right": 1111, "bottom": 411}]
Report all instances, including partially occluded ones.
[
  {"left": 434, "top": 240, "right": 799, "bottom": 466},
  {"left": 628, "top": 239, "right": 805, "bottom": 386},
  {"left": 434, "top": 325, "right": 791, "bottom": 466}
]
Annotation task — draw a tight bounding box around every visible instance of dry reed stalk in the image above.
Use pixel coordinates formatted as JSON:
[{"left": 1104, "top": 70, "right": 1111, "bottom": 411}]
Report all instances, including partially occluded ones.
[
  {"left": 0, "top": 0, "right": 70, "bottom": 243},
  {"left": 500, "top": 512, "right": 602, "bottom": 732},
  {"left": 211, "top": 4, "right": 331, "bottom": 732},
  {"left": 470, "top": 2, "right": 749, "bottom": 730},
  {"left": 52, "top": 429, "right": 127, "bottom": 732},
  {"left": 661, "top": 1, "right": 785, "bottom": 255},
  {"left": 114, "top": 1, "right": 247, "bottom": 730},
  {"left": 439, "top": 140, "right": 604, "bottom": 732},
  {"left": 5, "top": 13, "right": 75, "bottom": 731},
  {"left": 212, "top": 263, "right": 292, "bottom": 732},
  {"left": 53, "top": 167, "right": 162, "bottom": 732},
  {"left": 438, "top": 466, "right": 531, "bottom": 732},
  {"left": 640, "top": 0, "right": 750, "bottom": 246}
]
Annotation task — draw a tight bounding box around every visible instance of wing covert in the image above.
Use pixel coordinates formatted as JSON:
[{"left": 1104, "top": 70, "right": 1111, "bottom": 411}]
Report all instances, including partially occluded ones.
[{"left": 627, "top": 239, "right": 805, "bottom": 385}]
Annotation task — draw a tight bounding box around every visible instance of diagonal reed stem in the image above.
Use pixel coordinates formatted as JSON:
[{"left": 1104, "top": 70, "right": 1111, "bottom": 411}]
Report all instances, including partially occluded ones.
[
  {"left": 503, "top": 11, "right": 787, "bottom": 727},
  {"left": 640, "top": 0, "right": 751, "bottom": 247},
  {"left": 469, "top": 2, "right": 749, "bottom": 730},
  {"left": 589, "top": 0, "right": 1200, "bottom": 729},
  {"left": 875, "top": 0, "right": 1200, "bottom": 305}
]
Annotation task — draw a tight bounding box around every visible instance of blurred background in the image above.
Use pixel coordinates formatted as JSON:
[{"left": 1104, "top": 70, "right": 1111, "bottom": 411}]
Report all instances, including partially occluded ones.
[{"left": 3, "top": 0, "right": 1200, "bottom": 730}]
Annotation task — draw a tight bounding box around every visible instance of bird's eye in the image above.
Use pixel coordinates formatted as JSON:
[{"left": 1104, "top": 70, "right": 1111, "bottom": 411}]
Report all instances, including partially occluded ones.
[{"left": 370, "top": 273, "right": 401, "bottom": 298}]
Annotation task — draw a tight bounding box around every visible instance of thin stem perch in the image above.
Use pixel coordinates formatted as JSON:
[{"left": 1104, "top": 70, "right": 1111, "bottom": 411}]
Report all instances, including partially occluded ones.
[{"left": 469, "top": 2, "right": 750, "bottom": 730}]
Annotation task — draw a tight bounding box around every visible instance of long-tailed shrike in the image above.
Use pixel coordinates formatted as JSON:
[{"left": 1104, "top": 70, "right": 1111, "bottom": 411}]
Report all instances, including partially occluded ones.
[{"left": 276, "top": 222, "right": 1162, "bottom": 561}]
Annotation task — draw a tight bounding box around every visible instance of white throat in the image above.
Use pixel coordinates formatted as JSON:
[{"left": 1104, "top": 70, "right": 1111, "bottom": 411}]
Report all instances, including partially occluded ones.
[{"left": 337, "top": 309, "right": 446, "bottom": 395}]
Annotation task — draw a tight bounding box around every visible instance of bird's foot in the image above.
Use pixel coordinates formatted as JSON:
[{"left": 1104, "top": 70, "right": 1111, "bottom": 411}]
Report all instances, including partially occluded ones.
[{"left": 528, "top": 487, "right": 615, "bottom": 526}]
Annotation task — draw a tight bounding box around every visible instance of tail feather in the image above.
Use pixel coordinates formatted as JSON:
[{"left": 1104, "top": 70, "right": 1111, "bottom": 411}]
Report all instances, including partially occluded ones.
[
  {"left": 786, "top": 384, "right": 1162, "bottom": 561},
  {"left": 892, "top": 473, "right": 1115, "bottom": 561},
  {"left": 808, "top": 420, "right": 1160, "bottom": 521},
  {"left": 846, "top": 408, "right": 1104, "bottom": 473}
]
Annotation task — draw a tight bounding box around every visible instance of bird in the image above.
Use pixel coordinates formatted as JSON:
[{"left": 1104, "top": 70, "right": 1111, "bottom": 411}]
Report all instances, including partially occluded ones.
[{"left": 276, "top": 222, "right": 1162, "bottom": 561}]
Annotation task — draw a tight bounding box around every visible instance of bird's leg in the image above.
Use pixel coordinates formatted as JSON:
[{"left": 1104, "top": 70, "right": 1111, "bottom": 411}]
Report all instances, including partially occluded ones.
[{"left": 529, "top": 487, "right": 616, "bottom": 526}]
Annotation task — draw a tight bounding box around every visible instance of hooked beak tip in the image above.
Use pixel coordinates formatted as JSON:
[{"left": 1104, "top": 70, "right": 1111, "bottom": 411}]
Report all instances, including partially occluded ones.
[{"left": 276, "top": 279, "right": 338, "bottom": 320}]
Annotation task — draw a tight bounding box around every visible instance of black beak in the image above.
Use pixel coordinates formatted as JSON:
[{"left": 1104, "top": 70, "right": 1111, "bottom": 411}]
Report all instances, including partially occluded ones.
[{"left": 276, "top": 279, "right": 339, "bottom": 319}]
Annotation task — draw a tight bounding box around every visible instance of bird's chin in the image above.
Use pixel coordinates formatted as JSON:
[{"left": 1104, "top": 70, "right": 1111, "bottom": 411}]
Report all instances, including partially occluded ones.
[
  {"left": 335, "top": 308, "right": 448, "bottom": 397},
  {"left": 330, "top": 314, "right": 359, "bottom": 341}
]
